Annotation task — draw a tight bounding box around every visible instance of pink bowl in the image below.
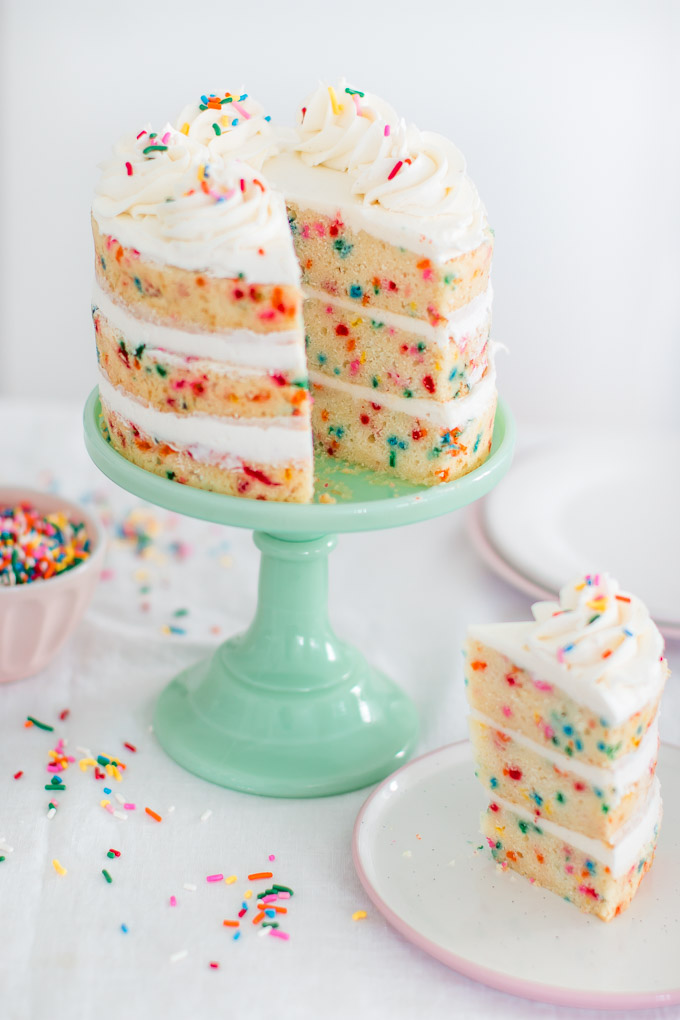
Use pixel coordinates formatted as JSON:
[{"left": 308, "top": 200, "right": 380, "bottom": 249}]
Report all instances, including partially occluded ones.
[{"left": 0, "top": 487, "right": 106, "bottom": 682}]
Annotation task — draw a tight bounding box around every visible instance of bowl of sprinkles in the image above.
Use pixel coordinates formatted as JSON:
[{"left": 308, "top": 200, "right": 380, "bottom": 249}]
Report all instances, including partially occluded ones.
[{"left": 0, "top": 487, "right": 106, "bottom": 682}]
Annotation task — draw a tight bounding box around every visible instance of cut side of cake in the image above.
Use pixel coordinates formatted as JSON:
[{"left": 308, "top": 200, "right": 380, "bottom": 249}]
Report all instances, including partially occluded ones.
[
  {"left": 464, "top": 573, "right": 668, "bottom": 921},
  {"left": 263, "top": 84, "right": 496, "bottom": 485},
  {"left": 91, "top": 125, "right": 313, "bottom": 502}
]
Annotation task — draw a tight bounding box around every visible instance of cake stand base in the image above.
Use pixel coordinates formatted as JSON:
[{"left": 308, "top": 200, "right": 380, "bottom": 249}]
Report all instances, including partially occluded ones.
[
  {"left": 153, "top": 533, "right": 417, "bottom": 797},
  {"left": 84, "top": 389, "right": 515, "bottom": 797}
]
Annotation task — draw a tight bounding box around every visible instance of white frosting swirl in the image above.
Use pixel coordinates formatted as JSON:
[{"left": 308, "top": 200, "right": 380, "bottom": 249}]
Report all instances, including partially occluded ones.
[
  {"left": 293, "top": 80, "right": 398, "bottom": 172},
  {"left": 174, "top": 90, "right": 279, "bottom": 169},
  {"left": 93, "top": 142, "right": 299, "bottom": 283},
  {"left": 351, "top": 122, "right": 485, "bottom": 223},
  {"left": 92, "top": 124, "right": 205, "bottom": 221},
  {"left": 528, "top": 574, "right": 664, "bottom": 688}
]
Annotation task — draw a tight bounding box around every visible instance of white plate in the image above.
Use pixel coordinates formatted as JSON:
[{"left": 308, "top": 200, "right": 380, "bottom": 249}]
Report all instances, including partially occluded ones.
[
  {"left": 353, "top": 742, "right": 680, "bottom": 1010},
  {"left": 480, "top": 433, "right": 680, "bottom": 629}
]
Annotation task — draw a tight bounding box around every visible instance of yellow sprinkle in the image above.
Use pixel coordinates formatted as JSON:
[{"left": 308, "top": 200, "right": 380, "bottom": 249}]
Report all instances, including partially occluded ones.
[
  {"left": 352, "top": 910, "right": 367, "bottom": 921},
  {"left": 100, "top": 799, "right": 111, "bottom": 808},
  {"left": 198, "top": 165, "right": 206, "bottom": 183},
  {"left": 161, "top": 625, "right": 171, "bottom": 636},
  {"left": 435, "top": 362, "right": 442, "bottom": 371},
  {"left": 328, "top": 86, "right": 342, "bottom": 116},
  {"left": 221, "top": 115, "right": 230, "bottom": 127},
  {"left": 219, "top": 555, "right": 233, "bottom": 569},
  {"left": 52, "top": 859, "right": 67, "bottom": 876},
  {"left": 351, "top": 318, "right": 363, "bottom": 327},
  {"left": 360, "top": 351, "right": 366, "bottom": 364},
  {"left": 108, "top": 764, "right": 123, "bottom": 782},
  {"left": 79, "top": 757, "right": 96, "bottom": 771},
  {"left": 587, "top": 598, "right": 607, "bottom": 612},
  {"left": 134, "top": 569, "right": 149, "bottom": 582},
  {"left": 181, "top": 122, "right": 190, "bottom": 135},
  {"left": 575, "top": 582, "right": 586, "bottom": 591},
  {"left": 224, "top": 875, "right": 238, "bottom": 885},
  {"left": 244, "top": 889, "right": 252, "bottom": 899}
]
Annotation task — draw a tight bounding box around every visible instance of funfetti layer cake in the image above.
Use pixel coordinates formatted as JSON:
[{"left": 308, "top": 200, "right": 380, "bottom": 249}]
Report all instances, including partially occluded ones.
[
  {"left": 263, "top": 83, "right": 497, "bottom": 485},
  {"left": 464, "top": 573, "right": 669, "bottom": 921},
  {"left": 91, "top": 123, "right": 313, "bottom": 502}
]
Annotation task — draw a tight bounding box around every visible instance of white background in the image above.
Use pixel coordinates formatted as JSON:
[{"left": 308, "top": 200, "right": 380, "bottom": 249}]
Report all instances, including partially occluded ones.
[{"left": 1, "top": 0, "right": 679, "bottom": 429}]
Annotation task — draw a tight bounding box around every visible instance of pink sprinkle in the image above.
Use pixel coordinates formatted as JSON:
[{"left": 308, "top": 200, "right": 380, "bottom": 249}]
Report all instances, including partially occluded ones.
[
  {"left": 206, "top": 874, "right": 223, "bottom": 883},
  {"left": 486, "top": 837, "right": 495, "bottom": 849},
  {"left": 105, "top": 803, "right": 115, "bottom": 815},
  {"left": 169, "top": 895, "right": 177, "bottom": 907},
  {"left": 269, "top": 929, "right": 289, "bottom": 941},
  {"left": 261, "top": 894, "right": 277, "bottom": 903},
  {"left": 123, "top": 803, "right": 136, "bottom": 810},
  {"left": 46, "top": 763, "right": 63, "bottom": 773},
  {"left": 349, "top": 359, "right": 360, "bottom": 376},
  {"left": 565, "top": 864, "right": 574, "bottom": 874},
  {"left": 533, "top": 679, "right": 553, "bottom": 692},
  {"left": 277, "top": 891, "right": 290, "bottom": 899},
  {"left": 543, "top": 725, "right": 555, "bottom": 739},
  {"left": 268, "top": 854, "right": 275, "bottom": 862},
  {"left": 501, "top": 705, "right": 512, "bottom": 718},
  {"left": 384, "top": 124, "right": 390, "bottom": 137},
  {"left": 232, "top": 101, "right": 251, "bottom": 120},
  {"left": 557, "top": 648, "right": 566, "bottom": 664},
  {"left": 529, "top": 877, "right": 536, "bottom": 884},
  {"left": 387, "top": 160, "right": 403, "bottom": 181},
  {"left": 161, "top": 131, "right": 171, "bottom": 145},
  {"left": 125, "top": 161, "right": 133, "bottom": 176}
]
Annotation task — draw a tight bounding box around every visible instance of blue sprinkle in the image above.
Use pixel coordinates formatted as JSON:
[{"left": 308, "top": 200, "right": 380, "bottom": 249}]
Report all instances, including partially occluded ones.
[
  {"left": 563, "top": 643, "right": 575, "bottom": 653},
  {"left": 387, "top": 436, "right": 399, "bottom": 446},
  {"left": 585, "top": 860, "right": 595, "bottom": 873},
  {"left": 623, "top": 628, "right": 634, "bottom": 637},
  {"left": 264, "top": 115, "right": 271, "bottom": 121},
  {"left": 473, "top": 433, "right": 481, "bottom": 452},
  {"left": 233, "top": 930, "right": 241, "bottom": 941},
  {"left": 530, "top": 791, "right": 543, "bottom": 806},
  {"left": 317, "top": 353, "right": 327, "bottom": 364},
  {"left": 349, "top": 284, "right": 363, "bottom": 299},
  {"left": 575, "top": 738, "right": 583, "bottom": 751},
  {"left": 490, "top": 776, "right": 498, "bottom": 789},
  {"left": 449, "top": 368, "right": 458, "bottom": 381},
  {"left": 562, "top": 724, "right": 573, "bottom": 736},
  {"left": 200, "top": 95, "right": 208, "bottom": 104},
  {"left": 121, "top": 924, "right": 129, "bottom": 933},
  {"left": 232, "top": 119, "right": 239, "bottom": 126},
  {"left": 133, "top": 277, "right": 143, "bottom": 294},
  {"left": 103, "top": 787, "right": 112, "bottom": 794},
  {"left": 264, "top": 908, "right": 276, "bottom": 918},
  {"left": 239, "top": 94, "right": 247, "bottom": 101},
  {"left": 597, "top": 741, "right": 606, "bottom": 751}
]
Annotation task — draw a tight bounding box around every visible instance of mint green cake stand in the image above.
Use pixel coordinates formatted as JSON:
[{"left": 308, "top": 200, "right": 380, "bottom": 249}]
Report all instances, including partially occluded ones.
[{"left": 83, "top": 389, "right": 515, "bottom": 797}]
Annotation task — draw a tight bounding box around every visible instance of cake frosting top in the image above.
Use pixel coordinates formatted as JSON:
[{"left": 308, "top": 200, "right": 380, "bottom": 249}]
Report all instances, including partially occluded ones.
[
  {"left": 174, "top": 90, "right": 279, "bottom": 170},
  {"left": 468, "top": 573, "right": 667, "bottom": 725},
  {"left": 263, "top": 80, "right": 488, "bottom": 260},
  {"left": 92, "top": 127, "right": 299, "bottom": 284}
]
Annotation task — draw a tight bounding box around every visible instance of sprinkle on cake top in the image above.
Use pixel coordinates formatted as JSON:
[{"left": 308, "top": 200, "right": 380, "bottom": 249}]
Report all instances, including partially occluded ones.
[{"left": 174, "top": 91, "right": 278, "bottom": 169}]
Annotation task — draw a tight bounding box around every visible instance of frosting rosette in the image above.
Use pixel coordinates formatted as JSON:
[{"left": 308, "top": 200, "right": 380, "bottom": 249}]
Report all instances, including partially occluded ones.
[
  {"left": 174, "top": 90, "right": 279, "bottom": 170},
  {"left": 351, "top": 122, "right": 486, "bottom": 224},
  {"left": 92, "top": 124, "right": 205, "bottom": 221},
  {"left": 529, "top": 573, "right": 665, "bottom": 687},
  {"left": 293, "top": 81, "right": 398, "bottom": 172}
]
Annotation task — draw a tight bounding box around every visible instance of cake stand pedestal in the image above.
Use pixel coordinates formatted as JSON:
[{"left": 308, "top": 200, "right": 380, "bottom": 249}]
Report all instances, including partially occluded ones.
[{"left": 83, "top": 390, "right": 515, "bottom": 796}]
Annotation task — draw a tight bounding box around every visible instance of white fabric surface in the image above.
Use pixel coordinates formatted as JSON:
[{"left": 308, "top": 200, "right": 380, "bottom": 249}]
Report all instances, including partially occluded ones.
[{"left": 0, "top": 400, "right": 678, "bottom": 1020}]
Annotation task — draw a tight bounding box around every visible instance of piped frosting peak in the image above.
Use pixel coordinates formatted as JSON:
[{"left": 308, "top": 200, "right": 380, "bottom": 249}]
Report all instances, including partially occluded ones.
[
  {"left": 529, "top": 574, "right": 664, "bottom": 686},
  {"left": 174, "top": 90, "right": 279, "bottom": 169}
]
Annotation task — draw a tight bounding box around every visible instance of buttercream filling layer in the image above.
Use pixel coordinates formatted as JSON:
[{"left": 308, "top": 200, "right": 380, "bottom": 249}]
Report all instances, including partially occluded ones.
[
  {"left": 490, "top": 778, "right": 661, "bottom": 877},
  {"left": 264, "top": 152, "right": 488, "bottom": 260},
  {"left": 93, "top": 280, "right": 307, "bottom": 374},
  {"left": 469, "top": 708, "right": 659, "bottom": 805},
  {"left": 467, "top": 622, "right": 666, "bottom": 726},
  {"left": 308, "top": 355, "right": 496, "bottom": 428},
  {"left": 302, "top": 284, "right": 493, "bottom": 347},
  {"left": 99, "top": 373, "right": 312, "bottom": 466}
]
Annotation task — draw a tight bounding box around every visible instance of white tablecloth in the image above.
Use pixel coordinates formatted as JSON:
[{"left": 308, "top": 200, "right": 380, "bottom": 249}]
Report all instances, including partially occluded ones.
[{"left": 1, "top": 401, "right": 678, "bottom": 1020}]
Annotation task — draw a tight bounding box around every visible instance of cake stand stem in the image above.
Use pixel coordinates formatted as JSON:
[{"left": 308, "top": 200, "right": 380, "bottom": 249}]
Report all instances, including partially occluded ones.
[{"left": 153, "top": 530, "right": 419, "bottom": 797}]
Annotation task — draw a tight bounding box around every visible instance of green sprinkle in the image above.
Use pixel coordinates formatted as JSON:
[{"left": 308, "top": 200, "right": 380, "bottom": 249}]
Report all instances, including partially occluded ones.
[
  {"left": 262, "top": 921, "right": 280, "bottom": 928},
  {"left": 142, "top": 145, "right": 168, "bottom": 155},
  {"left": 107, "top": 851, "right": 116, "bottom": 859},
  {"left": 50, "top": 776, "right": 62, "bottom": 785},
  {"left": 97, "top": 755, "right": 111, "bottom": 766},
  {"left": 166, "top": 471, "right": 176, "bottom": 480},
  {"left": 403, "top": 389, "right": 413, "bottom": 398},
  {"left": 155, "top": 364, "right": 167, "bottom": 377},
  {"left": 257, "top": 887, "right": 277, "bottom": 898},
  {"left": 199, "top": 104, "right": 207, "bottom": 110},
  {"left": 371, "top": 376, "right": 379, "bottom": 388},
  {"left": 102, "top": 869, "right": 113, "bottom": 884},
  {"left": 173, "top": 608, "right": 189, "bottom": 617},
  {"left": 27, "top": 716, "right": 54, "bottom": 731},
  {"left": 212, "top": 122, "right": 222, "bottom": 136},
  {"left": 0, "top": 856, "right": 5, "bottom": 863},
  {"left": 48, "top": 802, "right": 57, "bottom": 810},
  {"left": 588, "top": 614, "right": 600, "bottom": 625},
  {"left": 389, "top": 450, "right": 396, "bottom": 468},
  {"left": 518, "top": 820, "right": 529, "bottom": 833},
  {"left": 271, "top": 884, "right": 294, "bottom": 895},
  {"left": 556, "top": 791, "right": 565, "bottom": 803},
  {"left": 344, "top": 87, "right": 365, "bottom": 97},
  {"left": 134, "top": 344, "right": 146, "bottom": 359},
  {"left": 222, "top": 96, "right": 233, "bottom": 104},
  {"left": 44, "top": 785, "right": 66, "bottom": 791}
]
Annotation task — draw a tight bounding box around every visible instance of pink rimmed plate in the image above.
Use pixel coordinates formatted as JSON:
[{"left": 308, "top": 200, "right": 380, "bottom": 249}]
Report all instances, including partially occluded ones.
[{"left": 352, "top": 741, "right": 680, "bottom": 1010}]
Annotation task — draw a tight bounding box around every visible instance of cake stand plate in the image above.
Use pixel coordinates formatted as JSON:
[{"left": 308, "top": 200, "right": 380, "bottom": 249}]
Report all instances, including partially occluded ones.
[
  {"left": 83, "top": 390, "right": 515, "bottom": 797},
  {"left": 353, "top": 741, "right": 680, "bottom": 1010}
]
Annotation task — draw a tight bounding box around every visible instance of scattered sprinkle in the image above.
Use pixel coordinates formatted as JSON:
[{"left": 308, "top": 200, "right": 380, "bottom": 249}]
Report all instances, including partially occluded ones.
[
  {"left": 352, "top": 910, "right": 367, "bottom": 921},
  {"left": 145, "top": 807, "right": 162, "bottom": 822},
  {"left": 102, "top": 869, "right": 113, "bottom": 884},
  {"left": 52, "top": 859, "right": 67, "bottom": 877}
]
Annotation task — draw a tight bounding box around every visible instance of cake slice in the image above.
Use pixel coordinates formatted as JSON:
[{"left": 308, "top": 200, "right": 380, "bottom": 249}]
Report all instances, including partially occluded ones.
[
  {"left": 464, "top": 573, "right": 668, "bottom": 920},
  {"left": 263, "top": 82, "right": 497, "bottom": 485},
  {"left": 91, "top": 125, "right": 313, "bottom": 502}
]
